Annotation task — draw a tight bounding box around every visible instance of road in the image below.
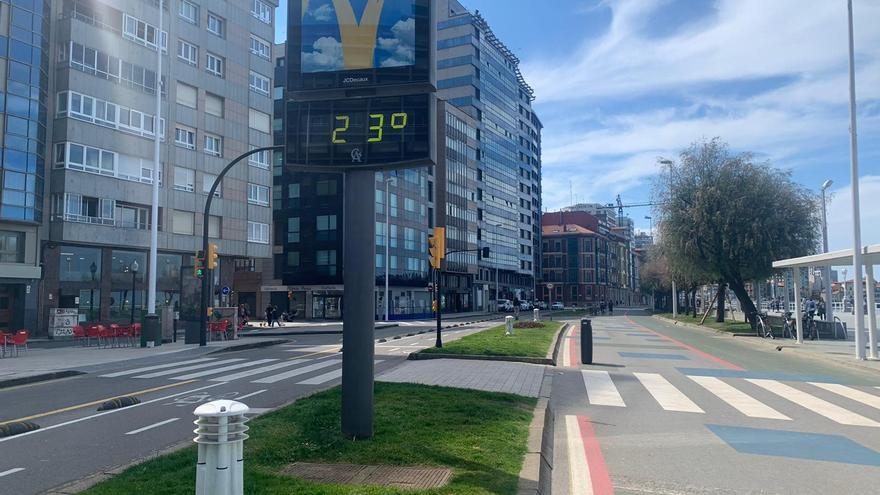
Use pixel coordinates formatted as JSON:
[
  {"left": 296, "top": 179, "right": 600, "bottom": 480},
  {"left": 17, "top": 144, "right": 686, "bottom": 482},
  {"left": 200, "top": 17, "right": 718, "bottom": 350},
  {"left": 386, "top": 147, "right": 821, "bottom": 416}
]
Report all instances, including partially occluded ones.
[
  {"left": 553, "top": 311, "right": 880, "bottom": 495},
  {"left": 0, "top": 321, "right": 496, "bottom": 495}
]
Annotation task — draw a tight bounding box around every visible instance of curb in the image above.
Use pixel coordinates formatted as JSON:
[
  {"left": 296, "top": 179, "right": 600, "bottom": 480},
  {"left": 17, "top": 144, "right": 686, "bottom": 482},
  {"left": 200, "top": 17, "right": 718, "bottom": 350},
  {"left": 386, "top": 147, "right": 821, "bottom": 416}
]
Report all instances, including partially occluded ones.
[
  {"left": 407, "top": 352, "right": 553, "bottom": 365},
  {"left": 652, "top": 315, "right": 880, "bottom": 376},
  {"left": 0, "top": 370, "right": 85, "bottom": 390},
  {"left": 548, "top": 323, "right": 569, "bottom": 367},
  {"left": 207, "top": 339, "right": 289, "bottom": 354},
  {"left": 517, "top": 365, "right": 556, "bottom": 495}
]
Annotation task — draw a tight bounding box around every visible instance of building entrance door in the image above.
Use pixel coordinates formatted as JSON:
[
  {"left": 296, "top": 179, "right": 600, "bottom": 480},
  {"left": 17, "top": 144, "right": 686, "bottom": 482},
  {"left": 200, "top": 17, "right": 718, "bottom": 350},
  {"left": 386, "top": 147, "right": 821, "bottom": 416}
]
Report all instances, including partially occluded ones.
[
  {"left": 0, "top": 284, "right": 23, "bottom": 331},
  {"left": 312, "top": 295, "right": 342, "bottom": 320}
]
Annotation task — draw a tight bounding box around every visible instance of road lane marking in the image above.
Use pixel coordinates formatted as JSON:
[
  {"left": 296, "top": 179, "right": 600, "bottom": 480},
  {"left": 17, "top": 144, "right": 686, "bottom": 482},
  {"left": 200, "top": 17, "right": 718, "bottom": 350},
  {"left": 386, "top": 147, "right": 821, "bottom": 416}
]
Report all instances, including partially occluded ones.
[
  {"left": 252, "top": 359, "right": 341, "bottom": 384},
  {"left": 809, "top": 383, "right": 880, "bottom": 411},
  {"left": 747, "top": 379, "right": 880, "bottom": 427},
  {"left": 125, "top": 418, "right": 180, "bottom": 435},
  {"left": 0, "top": 380, "right": 197, "bottom": 426},
  {"left": 100, "top": 358, "right": 218, "bottom": 377},
  {"left": 634, "top": 372, "right": 704, "bottom": 413},
  {"left": 211, "top": 359, "right": 311, "bottom": 382},
  {"left": 581, "top": 370, "right": 626, "bottom": 407},
  {"left": 236, "top": 389, "right": 267, "bottom": 401},
  {"left": 0, "top": 468, "right": 25, "bottom": 478},
  {"left": 624, "top": 315, "right": 744, "bottom": 371},
  {"left": 298, "top": 360, "right": 384, "bottom": 385},
  {"left": 566, "top": 415, "right": 613, "bottom": 495},
  {"left": 0, "top": 382, "right": 225, "bottom": 443},
  {"left": 135, "top": 359, "right": 246, "bottom": 379},
  {"left": 689, "top": 376, "right": 790, "bottom": 420},
  {"left": 170, "top": 359, "right": 278, "bottom": 380}
]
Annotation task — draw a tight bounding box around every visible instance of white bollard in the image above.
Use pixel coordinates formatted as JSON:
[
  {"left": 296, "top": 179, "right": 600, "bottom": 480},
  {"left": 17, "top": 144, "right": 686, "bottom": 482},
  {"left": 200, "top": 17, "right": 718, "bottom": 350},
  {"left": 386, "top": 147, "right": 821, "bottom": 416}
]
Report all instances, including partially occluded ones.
[
  {"left": 194, "top": 400, "right": 250, "bottom": 495},
  {"left": 505, "top": 315, "right": 514, "bottom": 335},
  {"left": 533, "top": 308, "right": 540, "bottom": 322}
]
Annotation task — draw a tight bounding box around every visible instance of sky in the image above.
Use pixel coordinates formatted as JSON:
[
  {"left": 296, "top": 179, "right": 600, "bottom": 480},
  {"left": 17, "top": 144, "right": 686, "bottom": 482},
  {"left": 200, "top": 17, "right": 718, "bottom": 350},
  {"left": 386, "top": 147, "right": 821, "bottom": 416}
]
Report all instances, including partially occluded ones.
[{"left": 274, "top": 0, "right": 880, "bottom": 252}]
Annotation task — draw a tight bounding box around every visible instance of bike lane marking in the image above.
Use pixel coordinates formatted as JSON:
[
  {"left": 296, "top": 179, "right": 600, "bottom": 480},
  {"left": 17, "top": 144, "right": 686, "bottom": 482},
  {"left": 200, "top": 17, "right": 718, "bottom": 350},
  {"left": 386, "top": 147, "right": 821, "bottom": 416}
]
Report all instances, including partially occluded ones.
[
  {"left": 125, "top": 418, "right": 180, "bottom": 435},
  {"left": 566, "top": 415, "right": 613, "bottom": 495}
]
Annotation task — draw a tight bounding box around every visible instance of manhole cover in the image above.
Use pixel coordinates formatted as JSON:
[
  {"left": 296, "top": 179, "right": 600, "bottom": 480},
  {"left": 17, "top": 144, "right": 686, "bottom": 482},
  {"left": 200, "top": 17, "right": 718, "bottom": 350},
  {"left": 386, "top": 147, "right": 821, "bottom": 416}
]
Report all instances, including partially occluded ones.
[{"left": 281, "top": 462, "right": 453, "bottom": 489}]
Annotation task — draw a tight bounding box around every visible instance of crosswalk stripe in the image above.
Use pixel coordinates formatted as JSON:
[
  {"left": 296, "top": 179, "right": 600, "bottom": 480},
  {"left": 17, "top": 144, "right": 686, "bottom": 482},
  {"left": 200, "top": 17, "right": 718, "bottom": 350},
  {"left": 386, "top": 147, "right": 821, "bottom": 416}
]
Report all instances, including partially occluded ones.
[
  {"left": 210, "top": 358, "right": 320, "bottom": 382},
  {"left": 135, "top": 359, "right": 246, "bottom": 379},
  {"left": 689, "top": 376, "right": 790, "bottom": 420},
  {"left": 634, "top": 372, "right": 704, "bottom": 413},
  {"left": 252, "top": 359, "right": 341, "bottom": 384},
  {"left": 170, "top": 359, "right": 278, "bottom": 380},
  {"left": 581, "top": 370, "right": 625, "bottom": 407},
  {"left": 100, "top": 358, "right": 218, "bottom": 378},
  {"left": 809, "top": 383, "right": 880, "bottom": 411},
  {"left": 747, "top": 379, "right": 880, "bottom": 427},
  {"left": 298, "top": 360, "right": 384, "bottom": 385}
]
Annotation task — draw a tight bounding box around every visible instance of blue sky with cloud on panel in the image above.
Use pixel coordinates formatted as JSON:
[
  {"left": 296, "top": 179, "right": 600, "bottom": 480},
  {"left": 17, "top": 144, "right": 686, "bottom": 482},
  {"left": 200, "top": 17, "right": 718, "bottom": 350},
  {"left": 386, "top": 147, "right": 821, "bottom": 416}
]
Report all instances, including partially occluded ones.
[{"left": 275, "top": 0, "right": 880, "bottom": 250}]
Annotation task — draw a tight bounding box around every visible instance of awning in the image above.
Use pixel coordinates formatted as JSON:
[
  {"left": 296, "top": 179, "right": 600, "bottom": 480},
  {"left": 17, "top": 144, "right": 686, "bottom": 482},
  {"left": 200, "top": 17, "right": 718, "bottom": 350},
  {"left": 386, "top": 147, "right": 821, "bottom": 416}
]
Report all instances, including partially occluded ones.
[{"left": 772, "top": 244, "right": 880, "bottom": 269}]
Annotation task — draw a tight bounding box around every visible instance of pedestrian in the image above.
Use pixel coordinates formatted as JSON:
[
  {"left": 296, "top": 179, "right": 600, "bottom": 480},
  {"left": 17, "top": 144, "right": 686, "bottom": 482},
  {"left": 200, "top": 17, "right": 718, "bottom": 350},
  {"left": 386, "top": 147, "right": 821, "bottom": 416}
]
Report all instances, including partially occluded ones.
[
  {"left": 817, "top": 298, "right": 826, "bottom": 320},
  {"left": 265, "top": 303, "right": 273, "bottom": 327},
  {"left": 608, "top": 300, "right": 614, "bottom": 314},
  {"left": 513, "top": 296, "right": 521, "bottom": 320}
]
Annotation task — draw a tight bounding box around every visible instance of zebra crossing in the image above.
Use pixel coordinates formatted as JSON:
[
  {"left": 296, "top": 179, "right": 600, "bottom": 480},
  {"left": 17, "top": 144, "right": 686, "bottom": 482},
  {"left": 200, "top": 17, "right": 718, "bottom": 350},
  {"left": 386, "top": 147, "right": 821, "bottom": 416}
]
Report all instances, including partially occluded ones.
[
  {"left": 98, "top": 354, "right": 382, "bottom": 387},
  {"left": 580, "top": 369, "right": 880, "bottom": 428}
]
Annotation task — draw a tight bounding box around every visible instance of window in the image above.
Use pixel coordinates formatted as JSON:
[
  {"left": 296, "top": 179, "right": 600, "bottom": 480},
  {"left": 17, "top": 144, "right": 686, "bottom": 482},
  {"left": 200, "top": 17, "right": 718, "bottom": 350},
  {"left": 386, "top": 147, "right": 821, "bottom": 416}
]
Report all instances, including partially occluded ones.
[
  {"left": 177, "top": 40, "right": 198, "bottom": 65},
  {"left": 248, "top": 183, "right": 270, "bottom": 206},
  {"left": 0, "top": 231, "right": 24, "bottom": 263},
  {"left": 208, "top": 215, "right": 221, "bottom": 238},
  {"left": 251, "top": 0, "right": 272, "bottom": 23},
  {"left": 287, "top": 217, "right": 300, "bottom": 243},
  {"left": 57, "top": 91, "right": 164, "bottom": 139},
  {"left": 175, "top": 125, "right": 196, "bottom": 149},
  {"left": 205, "top": 93, "right": 224, "bottom": 117},
  {"left": 55, "top": 142, "right": 159, "bottom": 184},
  {"left": 249, "top": 147, "right": 270, "bottom": 169},
  {"left": 287, "top": 252, "right": 300, "bottom": 267},
  {"left": 405, "top": 197, "right": 415, "bottom": 212},
  {"left": 288, "top": 184, "right": 301, "bottom": 198},
  {"left": 173, "top": 167, "right": 195, "bottom": 192},
  {"left": 205, "top": 52, "right": 224, "bottom": 77},
  {"left": 316, "top": 179, "right": 337, "bottom": 195},
  {"left": 122, "top": 14, "right": 166, "bottom": 51},
  {"left": 248, "top": 221, "right": 269, "bottom": 244},
  {"left": 250, "top": 35, "right": 271, "bottom": 59},
  {"left": 317, "top": 215, "right": 337, "bottom": 241},
  {"left": 249, "top": 71, "right": 270, "bottom": 96},
  {"left": 203, "top": 173, "right": 220, "bottom": 197},
  {"left": 179, "top": 0, "right": 198, "bottom": 24},
  {"left": 207, "top": 12, "right": 225, "bottom": 37},
  {"left": 248, "top": 109, "right": 270, "bottom": 133},
  {"left": 316, "top": 250, "right": 337, "bottom": 276},
  {"left": 171, "top": 210, "right": 194, "bottom": 235},
  {"left": 176, "top": 82, "right": 198, "bottom": 108},
  {"left": 405, "top": 227, "right": 416, "bottom": 250},
  {"left": 204, "top": 133, "right": 222, "bottom": 157}
]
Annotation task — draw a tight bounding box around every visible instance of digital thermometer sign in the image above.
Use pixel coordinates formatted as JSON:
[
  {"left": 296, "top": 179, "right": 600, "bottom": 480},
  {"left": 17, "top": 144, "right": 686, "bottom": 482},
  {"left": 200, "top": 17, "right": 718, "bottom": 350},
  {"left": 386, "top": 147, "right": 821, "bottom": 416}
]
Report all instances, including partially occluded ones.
[{"left": 286, "top": 93, "right": 432, "bottom": 170}]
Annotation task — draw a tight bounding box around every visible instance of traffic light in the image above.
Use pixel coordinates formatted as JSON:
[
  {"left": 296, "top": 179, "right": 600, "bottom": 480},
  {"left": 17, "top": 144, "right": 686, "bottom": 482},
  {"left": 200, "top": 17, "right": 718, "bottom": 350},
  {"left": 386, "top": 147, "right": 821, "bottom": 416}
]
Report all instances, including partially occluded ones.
[
  {"left": 194, "top": 250, "right": 205, "bottom": 278},
  {"left": 481, "top": 247, "right": 490, "bottom": 259},
  {"left": 206, "top": 243, "right": 219, "bottom": 270},
  {"left": 428, "top": 227, "right": 446, "bottom": 269},
  {"left": 431, "top": 299, "right": 438, "bottom": 313}
]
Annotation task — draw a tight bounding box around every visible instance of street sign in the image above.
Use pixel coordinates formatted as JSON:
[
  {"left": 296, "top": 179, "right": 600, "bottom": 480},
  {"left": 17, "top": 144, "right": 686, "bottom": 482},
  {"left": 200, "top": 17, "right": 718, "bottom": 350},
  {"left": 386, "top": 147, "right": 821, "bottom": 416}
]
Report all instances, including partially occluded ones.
[
  {"left": 49, "top": 308, "right": 78, "bottom": 337},
  {"left": 221, "top": 286, "right": 230, "bottom": 296}
]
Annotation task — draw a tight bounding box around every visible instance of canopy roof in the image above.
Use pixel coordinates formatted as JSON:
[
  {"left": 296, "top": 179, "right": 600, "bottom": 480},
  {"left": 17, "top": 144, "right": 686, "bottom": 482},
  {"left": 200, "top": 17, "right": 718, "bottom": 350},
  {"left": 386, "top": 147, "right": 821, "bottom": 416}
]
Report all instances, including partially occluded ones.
[{"left": 772, "top": 244, "right": 880, "bottom": 269}]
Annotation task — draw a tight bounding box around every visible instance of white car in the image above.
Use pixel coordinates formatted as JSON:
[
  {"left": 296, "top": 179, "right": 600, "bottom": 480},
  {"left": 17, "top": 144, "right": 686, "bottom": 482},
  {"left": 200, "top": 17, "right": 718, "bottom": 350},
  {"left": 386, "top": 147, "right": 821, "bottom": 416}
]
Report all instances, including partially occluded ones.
[{"left": 551, "top": 302, "right": 565, "bottom": 310}]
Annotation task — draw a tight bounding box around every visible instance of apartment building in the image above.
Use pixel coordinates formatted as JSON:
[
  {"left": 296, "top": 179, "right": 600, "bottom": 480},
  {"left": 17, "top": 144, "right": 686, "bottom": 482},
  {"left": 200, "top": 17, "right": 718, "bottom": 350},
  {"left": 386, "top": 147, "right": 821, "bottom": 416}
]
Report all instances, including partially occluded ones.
[{"left": 33, "top": 0, "right": 277, "bottom": 336}]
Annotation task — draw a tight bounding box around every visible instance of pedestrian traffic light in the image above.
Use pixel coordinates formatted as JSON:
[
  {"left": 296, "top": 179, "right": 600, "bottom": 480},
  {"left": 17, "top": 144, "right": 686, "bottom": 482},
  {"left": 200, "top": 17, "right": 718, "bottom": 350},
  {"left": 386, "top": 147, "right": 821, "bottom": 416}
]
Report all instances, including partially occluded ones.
[
  {"left": 194, "top": 250, "right": 205, "bottom": 278},
  {"left": 428, "top": 227, "right": 446, "bottom": 269},
  {"left": 206, "top": 243, "right": 219, "bottom": 270},
  {"left": 431, "top": 299, "right": 438, "bottom": 312}
]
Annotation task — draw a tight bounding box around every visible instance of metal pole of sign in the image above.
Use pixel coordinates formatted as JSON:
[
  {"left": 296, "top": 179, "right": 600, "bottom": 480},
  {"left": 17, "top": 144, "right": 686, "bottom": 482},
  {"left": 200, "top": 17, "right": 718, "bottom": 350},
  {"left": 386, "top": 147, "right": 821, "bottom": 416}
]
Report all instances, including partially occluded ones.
[
  {"left": 341, "top": 169, "right": 376, "bottom": 439},
  {"left": 435, "top": 267, "right": 442, "bottom": 347}
]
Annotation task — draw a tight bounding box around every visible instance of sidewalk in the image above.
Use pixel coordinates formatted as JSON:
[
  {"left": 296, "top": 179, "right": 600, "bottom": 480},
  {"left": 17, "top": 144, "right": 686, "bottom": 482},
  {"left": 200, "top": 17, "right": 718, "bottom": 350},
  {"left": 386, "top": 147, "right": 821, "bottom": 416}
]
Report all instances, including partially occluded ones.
[{"left": 0, "top": 337, "right": 286, "bottom": 388}]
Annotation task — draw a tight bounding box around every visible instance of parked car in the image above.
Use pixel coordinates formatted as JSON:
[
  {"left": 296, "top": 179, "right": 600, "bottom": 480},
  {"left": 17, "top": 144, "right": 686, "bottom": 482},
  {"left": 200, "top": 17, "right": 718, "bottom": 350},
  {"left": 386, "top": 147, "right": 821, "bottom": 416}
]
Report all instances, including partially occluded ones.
[
  {"left": 536, "top": 301, "right": 548, "bottom": 310},
  {"left": 519, "top": 301, "right": 531, "bottom": 311},
  {"left": 496, "top": 299, "right": 514, "bottom": 312},
  {"left": 551, "top": 302, "right": 565, "bottom": 310}
]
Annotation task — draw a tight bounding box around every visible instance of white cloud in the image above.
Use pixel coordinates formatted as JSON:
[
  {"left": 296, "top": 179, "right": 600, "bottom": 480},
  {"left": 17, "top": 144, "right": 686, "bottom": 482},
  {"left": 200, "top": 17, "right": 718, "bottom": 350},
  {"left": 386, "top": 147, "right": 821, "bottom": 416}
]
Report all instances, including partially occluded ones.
[
  {"left": 825, "top": 176, "right": 880, "bottom": 254},
  {"left": 378, "top": 18, "right": 416, "bottom": 67},
  {"left": 308, "top": 3, "right": 334, "bottom": 22},
  {"left": 302, "top": 36, "right": 343, "bottom": 72}
]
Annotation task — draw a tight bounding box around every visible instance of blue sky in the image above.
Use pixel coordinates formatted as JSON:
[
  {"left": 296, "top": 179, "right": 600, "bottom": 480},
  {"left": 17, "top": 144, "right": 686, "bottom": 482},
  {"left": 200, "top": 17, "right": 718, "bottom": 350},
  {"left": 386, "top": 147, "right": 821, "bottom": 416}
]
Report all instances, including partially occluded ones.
[{"left": 275, "top": 0, "right": 880, "bottom": 251}]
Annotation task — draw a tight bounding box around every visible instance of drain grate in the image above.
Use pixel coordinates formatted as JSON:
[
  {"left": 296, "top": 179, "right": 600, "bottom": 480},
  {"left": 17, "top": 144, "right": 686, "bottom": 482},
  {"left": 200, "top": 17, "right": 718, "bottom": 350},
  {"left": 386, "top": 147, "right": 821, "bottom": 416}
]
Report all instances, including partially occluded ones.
[{"left": 281, "top": 462, "right": 453, "bottom": 489}]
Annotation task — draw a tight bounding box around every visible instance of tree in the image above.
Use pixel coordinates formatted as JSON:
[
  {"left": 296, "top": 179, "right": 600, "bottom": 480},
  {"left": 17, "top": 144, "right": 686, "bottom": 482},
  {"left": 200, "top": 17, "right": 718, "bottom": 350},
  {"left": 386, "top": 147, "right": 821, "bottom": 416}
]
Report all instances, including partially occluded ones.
[{"left": 654, "top": 138, "right": 820, "bottom": 326}]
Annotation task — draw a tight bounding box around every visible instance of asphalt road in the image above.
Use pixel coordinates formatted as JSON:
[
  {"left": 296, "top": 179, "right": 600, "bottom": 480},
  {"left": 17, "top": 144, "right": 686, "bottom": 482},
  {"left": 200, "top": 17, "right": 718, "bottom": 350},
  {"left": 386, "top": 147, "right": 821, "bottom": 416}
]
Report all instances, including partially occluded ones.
[
  {"left": 552, "top": 312, "right": 880, "bottom": 495},
  {"left": 0, "top": 321, "right": 496, "bottom": 495}
]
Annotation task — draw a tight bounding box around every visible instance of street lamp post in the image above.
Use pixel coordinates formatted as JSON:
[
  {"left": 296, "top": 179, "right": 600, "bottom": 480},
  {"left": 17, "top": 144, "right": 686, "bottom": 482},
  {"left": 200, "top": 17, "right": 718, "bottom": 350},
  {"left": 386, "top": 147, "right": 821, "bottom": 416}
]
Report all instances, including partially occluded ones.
[
  {"left": 383, "top": 176, "right": 395, "bottom": 322},
  {"left": 821, "top": 179, "right": 834, "bottom": 322},
  {"left": 493, "top": 223, "right": 503, "bottom": 311},
  {"left": 846, "top": 0, "right": 865, "bottom": 360},
  {"left": 130, "top": 260, "right": 139, "bottom": 326},
  {"left": 89, "top": 262, "right": 97, "bottom": 322},
  {"left": 645, "top": 215, "right": 653, "bottom": 239}
]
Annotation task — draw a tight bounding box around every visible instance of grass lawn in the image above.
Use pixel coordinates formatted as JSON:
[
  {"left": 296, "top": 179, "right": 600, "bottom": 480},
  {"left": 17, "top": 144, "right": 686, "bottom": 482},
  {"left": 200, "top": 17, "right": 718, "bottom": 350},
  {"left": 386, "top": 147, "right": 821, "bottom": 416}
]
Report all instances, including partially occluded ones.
[
  {"left": 658, "top": 313, "right": 753, "bottom": 334},
  {"left": 81, "top": 382, "right": 535, "bottom": 495},
  {"left": 420, "top": 320, "right": 562, "bottom": 358}
]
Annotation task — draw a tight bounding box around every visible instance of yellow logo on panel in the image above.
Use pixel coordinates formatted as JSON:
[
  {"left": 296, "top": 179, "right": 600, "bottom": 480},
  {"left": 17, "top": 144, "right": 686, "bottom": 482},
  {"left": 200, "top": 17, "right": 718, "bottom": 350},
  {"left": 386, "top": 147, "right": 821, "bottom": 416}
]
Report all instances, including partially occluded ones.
[{"left": 303, "top": 0, "right": 387, "bottom": 70}]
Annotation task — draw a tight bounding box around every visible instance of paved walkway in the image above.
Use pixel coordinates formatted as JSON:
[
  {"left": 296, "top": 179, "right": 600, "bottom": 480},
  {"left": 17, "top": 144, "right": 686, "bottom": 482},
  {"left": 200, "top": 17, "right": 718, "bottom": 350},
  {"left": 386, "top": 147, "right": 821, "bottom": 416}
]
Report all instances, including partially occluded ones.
[
  {"left": 0, "top": 337, "right": 283, "bottom": 385},
  {"left": 378, "top": 359, "right": 546, "bottom": 397}
]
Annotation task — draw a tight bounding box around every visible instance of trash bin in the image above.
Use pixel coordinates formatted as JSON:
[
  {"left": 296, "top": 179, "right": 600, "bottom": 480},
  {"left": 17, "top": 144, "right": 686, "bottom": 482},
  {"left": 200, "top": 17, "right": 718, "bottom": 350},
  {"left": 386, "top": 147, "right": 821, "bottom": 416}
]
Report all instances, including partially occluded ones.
[
  {"left": 580, "top": 318, "right": 592, "bottom": 364},
  {"left": 140, "top": 314, "right": 162, "bottom": 348}
]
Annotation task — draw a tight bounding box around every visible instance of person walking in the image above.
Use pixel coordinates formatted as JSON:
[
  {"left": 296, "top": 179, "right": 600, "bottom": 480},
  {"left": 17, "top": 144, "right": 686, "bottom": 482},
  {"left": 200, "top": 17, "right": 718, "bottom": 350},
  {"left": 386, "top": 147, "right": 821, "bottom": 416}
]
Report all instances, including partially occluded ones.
[
  {"left": 265, "top": 303, "right": 274, "bottom": 327},
  {"left": 608, "top": 300, "right": 614, "bottom": 314}
]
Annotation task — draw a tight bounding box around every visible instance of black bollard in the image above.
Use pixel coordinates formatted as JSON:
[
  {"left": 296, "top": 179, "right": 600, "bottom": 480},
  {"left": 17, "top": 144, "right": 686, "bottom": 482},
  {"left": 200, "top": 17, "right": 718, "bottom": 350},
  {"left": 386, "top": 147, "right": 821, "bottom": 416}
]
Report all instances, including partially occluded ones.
[{"left": 580, "top": 318, "right": 593, "bottom": 364}]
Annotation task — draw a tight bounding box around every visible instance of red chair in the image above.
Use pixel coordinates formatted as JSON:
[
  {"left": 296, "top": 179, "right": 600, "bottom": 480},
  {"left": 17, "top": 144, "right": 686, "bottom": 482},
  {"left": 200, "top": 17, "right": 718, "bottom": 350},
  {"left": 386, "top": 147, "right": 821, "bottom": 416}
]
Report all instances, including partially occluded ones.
[
  {"left": 72, "top": 325, "right": 87, "bottom": 346},
  {"left": 8, "top": 330, "right": 28, "bottom": 356},
  {"left": 117, "top": 324, "right": 133, "bottom": 347},
  {"left": 0, "top": 332, "right": 9, "bottom": 358},
  {"left": 132, "top": 323, "right": 142, "bottom": 339},
  {"left": 97, "top": 325, "right": 115, "bottom": 348},
  {"left": 85, "top": 324, "right": 101, "bottom": 347}
]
